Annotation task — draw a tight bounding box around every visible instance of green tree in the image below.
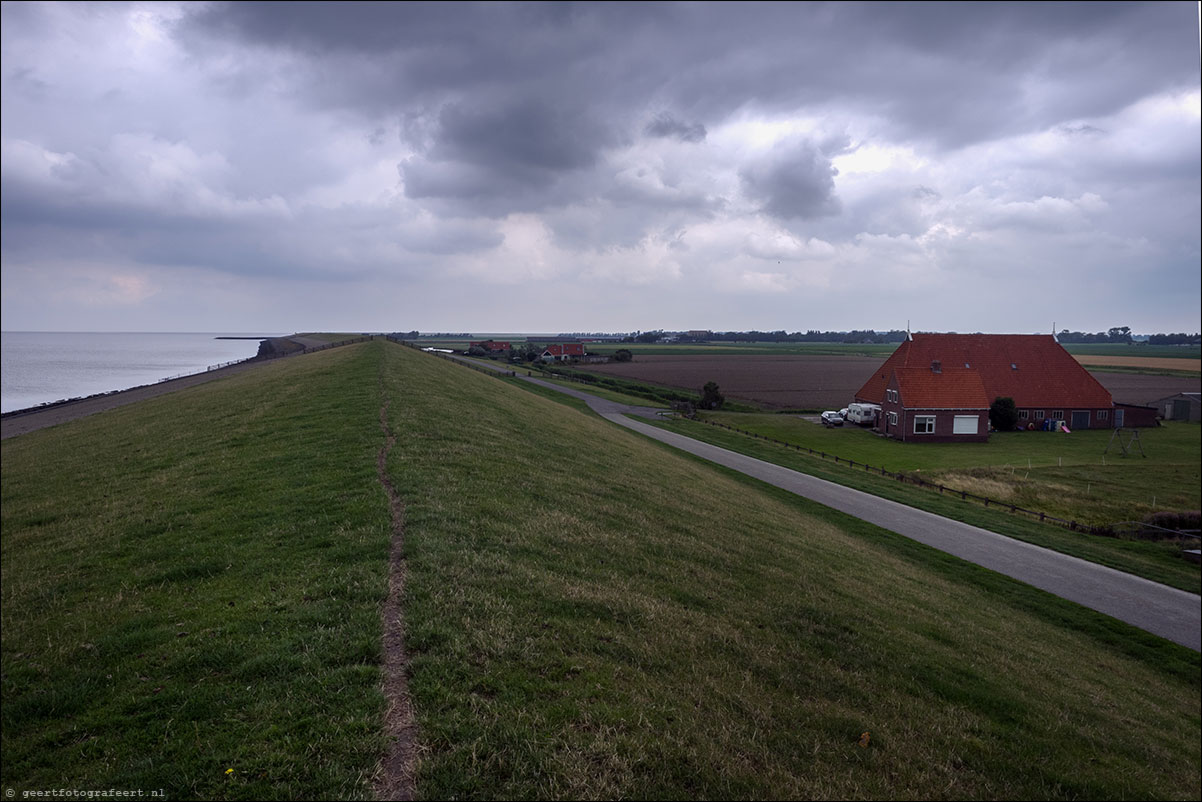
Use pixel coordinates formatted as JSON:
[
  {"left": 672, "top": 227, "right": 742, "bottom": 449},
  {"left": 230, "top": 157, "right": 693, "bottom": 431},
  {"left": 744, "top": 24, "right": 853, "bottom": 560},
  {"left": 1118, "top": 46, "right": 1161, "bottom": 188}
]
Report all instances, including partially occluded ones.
[
  {"left": 989, "top": 396, "right": 1019, "bottom": 431},
  {"left": 613, "top": 349, "right": 633, "bottom": 362},
  {"left": 701, "top": 381, "right": 725, "bottom": 410}
]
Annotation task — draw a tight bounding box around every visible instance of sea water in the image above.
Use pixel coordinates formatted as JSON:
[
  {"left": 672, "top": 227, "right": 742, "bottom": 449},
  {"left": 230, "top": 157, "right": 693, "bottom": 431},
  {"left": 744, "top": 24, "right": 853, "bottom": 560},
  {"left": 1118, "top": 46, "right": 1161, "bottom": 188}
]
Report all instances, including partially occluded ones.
[{"left": 0, "top": 332, "right": 273, "bottom": 413}]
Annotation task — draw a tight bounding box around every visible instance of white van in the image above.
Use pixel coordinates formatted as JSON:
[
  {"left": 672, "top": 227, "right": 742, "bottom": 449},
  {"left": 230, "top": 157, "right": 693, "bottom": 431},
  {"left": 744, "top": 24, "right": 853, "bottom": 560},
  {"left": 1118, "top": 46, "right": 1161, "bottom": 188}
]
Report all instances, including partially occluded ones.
[{"left": 845, "top": 403, "right": 881, "bottom": 426}]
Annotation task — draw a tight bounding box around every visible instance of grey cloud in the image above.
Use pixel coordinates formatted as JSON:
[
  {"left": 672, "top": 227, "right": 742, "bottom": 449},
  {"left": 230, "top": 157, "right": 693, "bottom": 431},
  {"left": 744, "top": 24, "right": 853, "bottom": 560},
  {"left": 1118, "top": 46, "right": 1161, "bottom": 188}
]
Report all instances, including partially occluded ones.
[
  {"left": 3, "top": 1, "right": 1198, "bottom": 334},
  {"left": 740, "top": 138, "right": 842, "bottom": 221},
  {"left": 644, "top": 113, "right": 706, "bottom": 143},
  {"left": 400, "top": 97, "right": 620, "bottom": 215},
  {"left": 176, "top": 1, "right": 1200, "bottom": 220},
  {"left": 433, "top": 98, "right": 614, "bottom": 172}
]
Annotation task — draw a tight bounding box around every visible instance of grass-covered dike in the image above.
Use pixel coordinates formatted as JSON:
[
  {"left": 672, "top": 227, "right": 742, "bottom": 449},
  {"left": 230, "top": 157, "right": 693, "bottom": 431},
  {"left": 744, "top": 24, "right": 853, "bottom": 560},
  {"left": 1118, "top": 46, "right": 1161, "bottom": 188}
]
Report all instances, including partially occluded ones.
[{"left": 3, "top": 340, "right": 1199, "bottom": 800}]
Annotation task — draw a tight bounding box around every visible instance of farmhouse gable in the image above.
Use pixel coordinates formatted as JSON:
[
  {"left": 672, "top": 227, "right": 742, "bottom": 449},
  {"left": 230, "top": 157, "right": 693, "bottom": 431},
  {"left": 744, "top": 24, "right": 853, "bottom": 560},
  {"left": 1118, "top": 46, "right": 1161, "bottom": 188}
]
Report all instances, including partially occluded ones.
[
  {"left": 541, "top": 343, "right": 586, "bottom": 362},
  {"left": 470, "top": 340, "right": 511, "bottom": 353},
  {"left": 880, "top": 367, "right": 990, "bottom": 442},
  {"left": 858, "top": 333, "right": 1118, "bottom": 436}
]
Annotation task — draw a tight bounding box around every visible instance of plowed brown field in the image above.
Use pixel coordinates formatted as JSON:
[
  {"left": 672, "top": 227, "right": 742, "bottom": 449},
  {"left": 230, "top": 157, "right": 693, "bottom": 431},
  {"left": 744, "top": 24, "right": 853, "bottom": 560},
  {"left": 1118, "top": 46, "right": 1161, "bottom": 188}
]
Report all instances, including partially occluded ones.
[
  {"left": 582, "top": 355, "right": 1201, "bottom": 410},
  {"left": 585, "top": 354, "right": 884, "bottom": 409}
]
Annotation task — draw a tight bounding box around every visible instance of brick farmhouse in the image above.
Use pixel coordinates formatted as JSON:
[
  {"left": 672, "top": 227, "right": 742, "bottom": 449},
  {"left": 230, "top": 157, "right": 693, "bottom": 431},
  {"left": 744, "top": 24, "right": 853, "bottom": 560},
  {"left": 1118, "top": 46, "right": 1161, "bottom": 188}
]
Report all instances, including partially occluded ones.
[
  {"left": 541, "top": 343, "right": 586, "bottom": 362},
  {"left": 855, "top": 333, "right": 1153, "bottom": 443},
  {"left": 470, "top": 340, "right": 511, "bottom": 353}
]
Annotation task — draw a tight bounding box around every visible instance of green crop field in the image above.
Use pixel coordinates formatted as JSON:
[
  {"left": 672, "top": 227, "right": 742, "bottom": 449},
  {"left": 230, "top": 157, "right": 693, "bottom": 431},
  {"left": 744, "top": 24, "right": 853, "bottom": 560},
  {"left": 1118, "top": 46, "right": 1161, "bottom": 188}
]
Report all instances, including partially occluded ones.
[
  {"left": 1062, "top": 343, "right": 1201, "bottom": 360},
  {"left": 3, "top": 340, "right": 1199, "bottom": 799}
]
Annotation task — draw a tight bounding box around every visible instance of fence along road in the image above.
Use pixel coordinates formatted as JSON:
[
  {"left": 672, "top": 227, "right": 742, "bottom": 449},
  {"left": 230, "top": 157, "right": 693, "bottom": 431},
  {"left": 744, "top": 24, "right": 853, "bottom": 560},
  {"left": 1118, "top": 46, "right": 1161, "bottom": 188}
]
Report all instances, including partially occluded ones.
[{"left": 424, "top": 348, "right": 1201, "bottom": 651}]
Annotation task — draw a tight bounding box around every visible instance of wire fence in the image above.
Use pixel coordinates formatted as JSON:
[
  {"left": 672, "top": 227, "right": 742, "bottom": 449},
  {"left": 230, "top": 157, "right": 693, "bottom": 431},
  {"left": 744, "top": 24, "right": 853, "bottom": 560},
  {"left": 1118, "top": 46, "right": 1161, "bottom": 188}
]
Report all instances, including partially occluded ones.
[{"left": 692, "top": 418, "right": 1168, "bottom": 538}]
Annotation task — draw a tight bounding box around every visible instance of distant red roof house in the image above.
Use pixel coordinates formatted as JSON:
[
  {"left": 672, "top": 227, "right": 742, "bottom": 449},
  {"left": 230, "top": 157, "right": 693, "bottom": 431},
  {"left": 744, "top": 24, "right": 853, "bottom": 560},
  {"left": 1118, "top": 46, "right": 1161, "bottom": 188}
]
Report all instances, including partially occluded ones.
[
  {"left": 470, "top": 340, "right": 511, "bottom": 352},
  {"left": 857, "top": 334, "right": 1125, "bottom": 440},
  {"left": 541, "top": 343, "right": 586, "bottom": 362}
]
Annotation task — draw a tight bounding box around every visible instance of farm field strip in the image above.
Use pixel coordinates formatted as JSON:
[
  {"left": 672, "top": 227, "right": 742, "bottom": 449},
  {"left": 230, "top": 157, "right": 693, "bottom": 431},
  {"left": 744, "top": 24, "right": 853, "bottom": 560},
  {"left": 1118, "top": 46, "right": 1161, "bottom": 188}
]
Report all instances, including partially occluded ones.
[
  {"left": 576, "top": 353, "right": 1200, "bottom": 410},
  {"left": 1073, "top": 354, "right": 1201, "bottom": 373}
]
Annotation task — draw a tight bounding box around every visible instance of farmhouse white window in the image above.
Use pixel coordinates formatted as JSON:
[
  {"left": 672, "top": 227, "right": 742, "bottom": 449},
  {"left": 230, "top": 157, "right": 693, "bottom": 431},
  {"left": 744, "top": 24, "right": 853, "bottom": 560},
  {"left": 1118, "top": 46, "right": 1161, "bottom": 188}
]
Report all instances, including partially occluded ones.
[
  {"left": 888, "top": 412, "right": 898, "bottom": 425},
  {"left": 1019, "top": 410, "right": 1029, "bottom": 420},
  {"left": 1099, "top": 410, "right": 1109, "bottom": 421},
  {"left": 914, "top": 415, "right": 936, "bottom": 434},
  {"left": 953, "top": 415, "right": 979, "bottom": 435},
  {"left": 1052, "top": 410, "right": 1064, "bottom": 420},
  {"left": 1035, "top": 409, "right": 1044, "bottom": 419}
]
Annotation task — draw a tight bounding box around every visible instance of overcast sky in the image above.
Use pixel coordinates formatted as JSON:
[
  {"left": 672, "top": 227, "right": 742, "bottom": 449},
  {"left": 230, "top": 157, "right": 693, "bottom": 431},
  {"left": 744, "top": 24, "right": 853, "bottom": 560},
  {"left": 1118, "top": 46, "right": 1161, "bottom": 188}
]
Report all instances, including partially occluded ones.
[{"left": 2, "top": 2, "right": 1199, "bottom": 335}]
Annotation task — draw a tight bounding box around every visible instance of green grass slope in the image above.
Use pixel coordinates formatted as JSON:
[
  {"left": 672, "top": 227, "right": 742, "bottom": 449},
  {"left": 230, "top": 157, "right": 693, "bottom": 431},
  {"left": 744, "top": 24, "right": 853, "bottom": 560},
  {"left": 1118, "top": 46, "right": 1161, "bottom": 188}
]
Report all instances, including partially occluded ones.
[
  {"left": 380, "top": 344, "right": 1200, "bottom": 799},
  {"left": 2, "top": 344, "right": 392, "bottom": 800},
  {"left": 3, "top": 341, "right": 1199, "bottom": 800}
]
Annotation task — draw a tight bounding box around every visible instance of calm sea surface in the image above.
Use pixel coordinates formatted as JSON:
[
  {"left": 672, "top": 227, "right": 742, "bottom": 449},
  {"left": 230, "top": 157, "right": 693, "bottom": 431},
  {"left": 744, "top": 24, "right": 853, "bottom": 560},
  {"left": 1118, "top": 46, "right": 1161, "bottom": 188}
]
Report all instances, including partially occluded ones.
[{"left": 1, "top": 332, "right": 277, "bottom": 413}]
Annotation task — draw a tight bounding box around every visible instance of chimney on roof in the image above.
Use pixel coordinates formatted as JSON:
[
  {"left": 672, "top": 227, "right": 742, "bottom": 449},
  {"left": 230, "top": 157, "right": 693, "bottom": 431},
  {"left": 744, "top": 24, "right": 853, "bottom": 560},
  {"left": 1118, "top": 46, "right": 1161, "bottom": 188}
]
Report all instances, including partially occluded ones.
[{"left": 931, "top": 360, "right": 941, "bottom": 374}]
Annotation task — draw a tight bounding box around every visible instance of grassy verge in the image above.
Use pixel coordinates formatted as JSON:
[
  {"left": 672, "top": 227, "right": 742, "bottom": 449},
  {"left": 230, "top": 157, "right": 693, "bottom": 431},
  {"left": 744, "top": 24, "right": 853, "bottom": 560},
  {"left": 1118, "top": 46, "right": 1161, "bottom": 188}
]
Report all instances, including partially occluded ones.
[
  {"left": 638, "top": 415, "right": 1199, "bottom": 593},
  {"left": 384, "top": 345, "right": 1199, "bottom": 799},
  {"left": 2, "top": 344, "right": 391, "bottom": 799},
  {"left": 693, "top": 412, "right": 1200, "bottom": 525}
]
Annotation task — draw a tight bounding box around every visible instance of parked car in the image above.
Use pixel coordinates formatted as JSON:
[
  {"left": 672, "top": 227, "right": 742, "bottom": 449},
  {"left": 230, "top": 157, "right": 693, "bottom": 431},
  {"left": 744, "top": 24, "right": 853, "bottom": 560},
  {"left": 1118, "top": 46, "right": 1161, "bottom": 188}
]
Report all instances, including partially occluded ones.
[
  {"left": 821, "top": 411, "right": 844, "bottom": 427},
  {"left": 839, "top": 407, "right": 849, "bottom": 420}
]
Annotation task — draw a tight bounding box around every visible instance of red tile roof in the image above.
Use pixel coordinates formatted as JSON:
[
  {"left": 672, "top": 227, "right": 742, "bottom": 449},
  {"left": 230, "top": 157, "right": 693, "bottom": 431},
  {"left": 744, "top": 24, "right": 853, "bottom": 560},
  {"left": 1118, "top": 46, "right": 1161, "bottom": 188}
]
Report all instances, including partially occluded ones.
[
  {"left": 544, "top": 343, "right": 585, "bottom": 356},
  {"left": 892, "top": 367, "right": 989, "bottom": 409},
  {"left": 858, "top": 334, "right": 1112, "bottom": 408}
]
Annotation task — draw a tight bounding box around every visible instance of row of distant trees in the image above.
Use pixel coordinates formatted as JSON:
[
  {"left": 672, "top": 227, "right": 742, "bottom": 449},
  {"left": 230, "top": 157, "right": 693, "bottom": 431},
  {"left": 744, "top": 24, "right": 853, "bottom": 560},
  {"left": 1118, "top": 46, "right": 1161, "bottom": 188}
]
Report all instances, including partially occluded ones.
[
  {"left": 624, "top": 329, "right": 909, "bottom": 344},
  {"left": 1057, "top": 327, "right": 1200, "bottom": 345},
  {"left": 401, "top": 328, "right": 1199, "bottom": 346},
  {"left": 1143, "top": 333, "right": 1200, "bottom": 345}
]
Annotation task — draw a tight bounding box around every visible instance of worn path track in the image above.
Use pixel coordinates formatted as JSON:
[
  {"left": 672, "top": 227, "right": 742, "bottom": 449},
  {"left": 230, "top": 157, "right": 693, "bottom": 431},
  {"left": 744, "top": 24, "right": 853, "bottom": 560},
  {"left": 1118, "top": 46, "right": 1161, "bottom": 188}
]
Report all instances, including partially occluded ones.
[{"left": 373, "top": 394, "right": 417, "bottom": 801}]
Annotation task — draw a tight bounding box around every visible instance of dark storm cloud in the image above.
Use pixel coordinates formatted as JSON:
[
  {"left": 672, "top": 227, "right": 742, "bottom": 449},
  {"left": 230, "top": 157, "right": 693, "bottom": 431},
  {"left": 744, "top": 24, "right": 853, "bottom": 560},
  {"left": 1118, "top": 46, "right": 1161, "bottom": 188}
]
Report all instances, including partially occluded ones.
[
  {"left": 177, "top": 1, "right": 1198, "bottom": 218},
  {"left": 740, "top": 137, "right": 846, "bottom": 221},
  {"left": 3, "top": 1, "right": 1198, "bottom": 333},
  {"left": 644, "top": 113, "right": 707, "bottom": 143},
  {"left": 399, "top": 95, "right": 622, "bottom": 215}
]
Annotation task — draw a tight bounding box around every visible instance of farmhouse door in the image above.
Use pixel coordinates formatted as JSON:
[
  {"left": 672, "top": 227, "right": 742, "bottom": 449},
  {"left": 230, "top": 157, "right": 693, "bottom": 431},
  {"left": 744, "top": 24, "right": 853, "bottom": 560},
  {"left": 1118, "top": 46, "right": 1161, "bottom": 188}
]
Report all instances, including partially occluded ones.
[{"left": 1071, "top": 411, "right": 1091, "bottom": 430}]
